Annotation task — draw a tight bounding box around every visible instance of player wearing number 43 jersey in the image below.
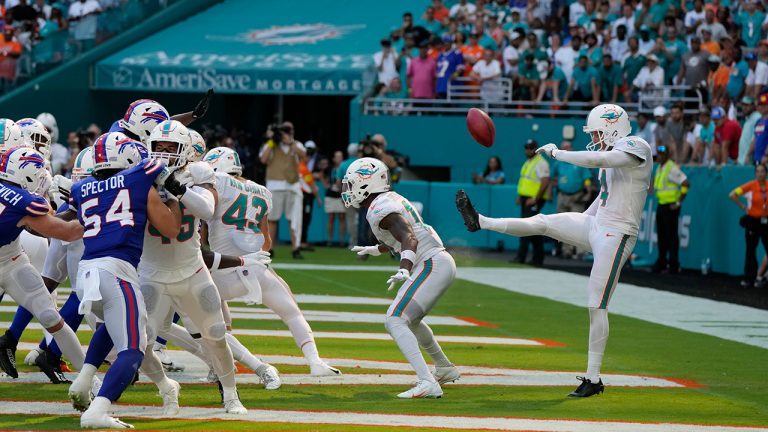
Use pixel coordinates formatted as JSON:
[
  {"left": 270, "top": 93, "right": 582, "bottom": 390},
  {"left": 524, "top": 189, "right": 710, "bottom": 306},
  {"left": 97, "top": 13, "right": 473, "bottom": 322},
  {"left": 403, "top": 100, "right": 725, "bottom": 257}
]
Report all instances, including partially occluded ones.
[
  {"left": 204, "top": 147, "right": 339, "bottom": 377},
  {"left": 343, "top": 157, "right": 459, "bottom": 399},
  {"left": 457, "top": 104, "right": 652, "bottom": 398}
]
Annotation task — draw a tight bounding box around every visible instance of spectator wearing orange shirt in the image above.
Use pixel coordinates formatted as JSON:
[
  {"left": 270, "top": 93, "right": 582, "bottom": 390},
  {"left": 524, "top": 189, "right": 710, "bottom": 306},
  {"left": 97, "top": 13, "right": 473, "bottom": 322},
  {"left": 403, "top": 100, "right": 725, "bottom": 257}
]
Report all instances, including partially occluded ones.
[
  {"left": 0, "top": 26, "right": 22, "bottom": 91},
  {"left": 708, "top": 54, "right": 730, "bottom": 104},
  {"left": 700, "top": 27, "right": 720, "bottom": 56},
  {"left": 431, "top": 0, "right": 450, "bottom": 22},
  {"left": 730, "top": 163, "right": 768, "bottom": 287}
]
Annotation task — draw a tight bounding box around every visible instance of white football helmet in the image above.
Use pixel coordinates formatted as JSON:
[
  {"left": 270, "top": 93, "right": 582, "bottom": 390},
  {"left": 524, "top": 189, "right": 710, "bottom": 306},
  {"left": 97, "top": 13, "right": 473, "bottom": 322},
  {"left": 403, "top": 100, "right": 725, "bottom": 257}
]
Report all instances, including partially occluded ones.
[
  {"left": 0, "top": 118, "right": 29, "bottom": 155},
  {"left": 342, "top": 157, "right": 390, "bottom": 208},
  {"left": 16, "top": 118, "right": 52, "bottom": 159},
  {"left": 204, "top": 147, "right": 242, "bottom": 175},
  {"left": 36, "top": 112, "right": 59, "bottom": 143},
  {"left": 71, "top": 146, "right": 95, "bottom": 182},
  {"left": 0, "top": 146, "right": 51, "bottom": 194},
  {"left": 583, "top": 104, "right": 631, "bottom": 151},
  {"left": 148, "top": 120, "right": 190, "bottom": 169},
  {"left": 92, "top": 132, "right": 146, "bottom": 173},
  {"left": 118, "top": 99, "right": 170, "bottom": 141},
  {"left": 187, "top": 129, "right": 206, "bottom": 162}
]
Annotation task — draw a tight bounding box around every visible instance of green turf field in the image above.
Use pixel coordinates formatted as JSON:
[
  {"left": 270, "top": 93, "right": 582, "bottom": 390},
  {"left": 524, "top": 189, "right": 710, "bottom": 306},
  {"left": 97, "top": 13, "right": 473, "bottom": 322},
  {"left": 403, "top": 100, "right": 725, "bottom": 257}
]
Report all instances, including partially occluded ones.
[{"left": 1, "top": 245, "right": 766, "bottom": 430}]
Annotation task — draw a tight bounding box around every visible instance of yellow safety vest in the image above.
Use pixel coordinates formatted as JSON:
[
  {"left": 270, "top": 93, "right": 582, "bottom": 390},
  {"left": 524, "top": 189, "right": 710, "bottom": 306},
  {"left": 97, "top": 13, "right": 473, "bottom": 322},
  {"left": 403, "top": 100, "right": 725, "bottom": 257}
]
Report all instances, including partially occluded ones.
[
  {"left": 518, "top": 154, "right": 547, "bottom": 198},
  {"left": 654, "top": 160, "right": 681, "bottom": 205}
]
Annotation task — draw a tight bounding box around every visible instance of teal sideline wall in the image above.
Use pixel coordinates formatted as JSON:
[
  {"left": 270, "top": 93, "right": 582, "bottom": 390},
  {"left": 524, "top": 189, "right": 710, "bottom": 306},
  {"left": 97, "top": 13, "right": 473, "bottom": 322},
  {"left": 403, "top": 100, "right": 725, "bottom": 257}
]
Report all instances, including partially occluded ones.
[
  {"left": 287, "top": 166, "right": 757, "bottom": 276},
  {"left": 0, "top": 0, "right": 221, "bottom": 133}
]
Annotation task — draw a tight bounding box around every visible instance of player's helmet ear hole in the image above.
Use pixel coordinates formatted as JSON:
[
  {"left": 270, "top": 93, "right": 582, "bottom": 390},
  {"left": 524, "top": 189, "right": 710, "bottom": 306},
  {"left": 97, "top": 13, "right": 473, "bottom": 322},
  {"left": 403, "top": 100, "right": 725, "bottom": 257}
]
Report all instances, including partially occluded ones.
[{"left": 360, "top": 184, "right": 368, "bottom": 190}]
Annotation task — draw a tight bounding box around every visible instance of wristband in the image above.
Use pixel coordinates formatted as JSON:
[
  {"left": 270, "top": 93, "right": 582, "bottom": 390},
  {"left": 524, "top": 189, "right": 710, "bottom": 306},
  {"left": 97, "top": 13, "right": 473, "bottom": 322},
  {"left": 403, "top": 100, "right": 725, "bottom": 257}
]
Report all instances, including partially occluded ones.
[
  {"left": 681, "top": 186, "right": 689, "bottom": 194},
  {"left": 211, "top": 252, "right": 222, "bottom": 271},
  {"left": 400, "top": 250, "right": 416, "bottom": 264}
]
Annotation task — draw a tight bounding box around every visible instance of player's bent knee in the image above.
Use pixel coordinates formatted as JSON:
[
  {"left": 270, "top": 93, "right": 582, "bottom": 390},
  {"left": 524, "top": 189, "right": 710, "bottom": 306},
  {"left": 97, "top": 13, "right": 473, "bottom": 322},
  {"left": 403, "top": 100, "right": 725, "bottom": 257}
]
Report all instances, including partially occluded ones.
[
  {"left": 206, "top": 322, "right": 227, "bottom": 340},
  {"left": 141, "top": 285, "right": 160, "bottom": 313},
  {"left": 385, "top": 315, "right": 408, "bottom": 334},
  {"left": 38, "top": 308, "right": 61, "bottom": 328}
]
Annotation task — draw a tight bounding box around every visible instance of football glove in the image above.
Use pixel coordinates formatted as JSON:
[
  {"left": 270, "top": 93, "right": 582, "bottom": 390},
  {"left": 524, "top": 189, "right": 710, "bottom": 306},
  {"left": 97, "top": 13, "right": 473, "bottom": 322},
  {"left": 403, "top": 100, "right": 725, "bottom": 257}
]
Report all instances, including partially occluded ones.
[
  {"left": 164, "top": 171, "right": 190, "bottom": 197},
  {"left": 193, "top": 88, "right": 214, "bottom": 119},
  {"left": 351, "top": 245, "right": 382, "bottom": 257},
  {"left": 536, "top": 143, "right": 559, "bottom": 159},
  {"left": 387, "top": 268, "right": 411, "bottom": 291},
  {"left": 50, "top": 175, "right": 72, "bottom": 201},
  {"left": 243, "top": 250, "right": 272, "bottom": 266}
]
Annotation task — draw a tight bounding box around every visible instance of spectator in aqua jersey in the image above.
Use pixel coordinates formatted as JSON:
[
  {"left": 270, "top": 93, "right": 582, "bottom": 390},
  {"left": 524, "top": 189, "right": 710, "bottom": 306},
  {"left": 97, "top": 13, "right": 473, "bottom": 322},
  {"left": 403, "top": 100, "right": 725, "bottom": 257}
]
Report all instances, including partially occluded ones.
[
  {"left": 659, "top": 26, "right": 687, "bottom": 84},
  {"left": 473, "top": 156, "right": 505, "bottom": 184},
  {"left": 727, "top": 49, "right": 750, "bottom": 101},
  {"left": 536, "top": 58, "right": 568, "bottom": 103},
  {"left": 522, "top": 32, "right": 548, "bottom": 63},
  {"left": 418, "top": 6, "right": 443, "bottom": 35},
  {"left": 580, "top": 33, "right": 603, "bottom": 66},
  {"left": 598, "top": 53, "right": 622, "bottom": 103},
  {"left": 566, "top": 55, "right": 599, "bottom": 103},
  {"left": 435, "top": 35, "right": 464, "bottom": 99},
  {"left": 622, "top": 36, "right": 646, "bottom": 101},
  {"left": 517, "top": 54, "right": 540, "bottom": 100},
  {"left": 735, "top": 0, "right": 765, "bottom": 48}
]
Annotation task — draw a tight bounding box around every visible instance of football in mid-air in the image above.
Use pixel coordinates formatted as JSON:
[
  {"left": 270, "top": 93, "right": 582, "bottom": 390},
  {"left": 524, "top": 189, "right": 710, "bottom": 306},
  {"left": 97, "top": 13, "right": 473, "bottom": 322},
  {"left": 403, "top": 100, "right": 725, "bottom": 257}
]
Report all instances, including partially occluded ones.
[{"left": 466, "top": 108, "right": 495, "bottom": 148}]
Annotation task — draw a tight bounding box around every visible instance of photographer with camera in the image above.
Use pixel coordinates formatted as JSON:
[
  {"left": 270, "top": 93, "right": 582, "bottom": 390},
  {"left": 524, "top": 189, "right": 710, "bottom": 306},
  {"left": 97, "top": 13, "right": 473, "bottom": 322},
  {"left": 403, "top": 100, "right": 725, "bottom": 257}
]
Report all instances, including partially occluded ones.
[{"left": 259, "top": 121, "right": 306, "bottom": 259}]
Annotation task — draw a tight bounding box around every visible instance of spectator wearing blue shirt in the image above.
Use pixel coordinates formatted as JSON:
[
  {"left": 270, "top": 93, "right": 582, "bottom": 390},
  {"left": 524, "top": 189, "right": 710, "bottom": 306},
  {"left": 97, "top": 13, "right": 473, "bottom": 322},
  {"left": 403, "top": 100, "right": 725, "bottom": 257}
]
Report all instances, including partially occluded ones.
[
  {"left": 435, "top": 35, "right": 465, "bottom": 99},
  {"left": 473, "top": 156, "right": 505, "bottom": 185},
  {"left": 551, "top": 141, "right": 592, "bottom": 258},
  {"left": 753, "top": 90, "right": 768, "bottom": 165}
]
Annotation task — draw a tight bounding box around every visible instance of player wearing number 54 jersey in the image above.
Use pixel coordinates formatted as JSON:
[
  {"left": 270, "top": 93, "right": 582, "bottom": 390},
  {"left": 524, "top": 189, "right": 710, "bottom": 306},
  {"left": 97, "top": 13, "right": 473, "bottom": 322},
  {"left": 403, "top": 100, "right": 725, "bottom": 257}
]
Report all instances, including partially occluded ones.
[
  {"left": 457, "top": 104, "right": 652, "bottom": 398},
  {"left": 67, "top": 132, "right": 184, "bottom": 429},
  {"left": 343, "top": 157, "right": 459, "bottom": 399}
]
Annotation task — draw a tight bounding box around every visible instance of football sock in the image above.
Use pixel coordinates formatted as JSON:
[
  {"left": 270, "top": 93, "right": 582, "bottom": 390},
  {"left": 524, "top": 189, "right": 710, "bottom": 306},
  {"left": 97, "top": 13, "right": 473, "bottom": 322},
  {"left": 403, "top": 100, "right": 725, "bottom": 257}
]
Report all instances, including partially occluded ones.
[
  {"left": 284, "top": 315, "right": 321, "bottom": 364},
  {"left": 225, "top": 333, "right": 265, "bottom": 371},
  {"left": 586, "top": 308, "right": 609, "bottom": 382},
  {"left": 479, "top": 214, "right": 546, "bottom": 236},
  {"left": 47, "top": 292, "right": 84, "bottom": 357},
  {"left": 84, "top": 324, "right": 114, "bottom": 368},
  {"left": 385, "top": 316, "right": 434, "bottom": 382},
  {"left": 202, "top": 338, "right": 237, "bottom": 394},
  {"left": 411, "top": 320, "right": 453, "bottom": 368},
  {"left": 8, "top": 306, "right": 33, "bottom": 341},
  {"left": 50, "top": 324, "right": 84, "bottom": 370},
  {"left": 74, "top": 363, "right": 98, "bottom": 388},
  {"left": 98, "top": 349, "right": 143, "bottom": 401}
]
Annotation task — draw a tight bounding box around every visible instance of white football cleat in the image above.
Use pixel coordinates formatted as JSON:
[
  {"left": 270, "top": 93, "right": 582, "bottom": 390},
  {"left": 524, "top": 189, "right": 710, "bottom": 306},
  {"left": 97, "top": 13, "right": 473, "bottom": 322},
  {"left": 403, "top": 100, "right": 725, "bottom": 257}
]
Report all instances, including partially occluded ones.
[
  {"left": 433, "top": 365, "right": 461, "bottom": 384},
  {"left": 154, "top": 344, "right": 185, "bottom": 372},
  {"left": 397, "top": 380, "right": 443, "bottom": 399},
  {"left": 69, "top": 375, "right": 94, "bottom": 412},
  {"left": 24, "top": 347, "right": 43, "bottom": 365},
  {"left": 224, "top": 397, "right": 247, "bottom": 415},
  {"left": 80, "top": 412, "right": 134, "bottom": 429},
  {"left": 160, "top": 379, "right": 181, "bottom": 416},
  {"left": 310, "top": 361, "right": 342, "bottom": 376},
  {"left": 256, "top": 364, "right": 281, "bottom": 390}
]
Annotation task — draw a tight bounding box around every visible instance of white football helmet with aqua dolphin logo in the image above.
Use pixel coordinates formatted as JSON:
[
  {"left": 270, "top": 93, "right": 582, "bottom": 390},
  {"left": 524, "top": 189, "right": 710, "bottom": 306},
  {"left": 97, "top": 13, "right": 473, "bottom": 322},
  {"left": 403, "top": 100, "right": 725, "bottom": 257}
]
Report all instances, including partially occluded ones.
[
  {"left": 341, "top": 157, "right": 390, "bottom": 208},
  {"left": 583, "top": 104, "right": 631, "bottom": 152}
]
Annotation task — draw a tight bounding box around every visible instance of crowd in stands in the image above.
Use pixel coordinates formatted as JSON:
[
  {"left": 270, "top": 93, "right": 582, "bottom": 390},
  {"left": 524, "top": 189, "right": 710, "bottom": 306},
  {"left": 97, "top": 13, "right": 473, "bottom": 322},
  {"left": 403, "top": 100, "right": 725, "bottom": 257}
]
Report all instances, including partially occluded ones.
[
  {"left": 0, "top": 0, "right": 168, "bottom": 92},
  {"left": 374, "top": 0, "right": 768, "bottom": 167}
]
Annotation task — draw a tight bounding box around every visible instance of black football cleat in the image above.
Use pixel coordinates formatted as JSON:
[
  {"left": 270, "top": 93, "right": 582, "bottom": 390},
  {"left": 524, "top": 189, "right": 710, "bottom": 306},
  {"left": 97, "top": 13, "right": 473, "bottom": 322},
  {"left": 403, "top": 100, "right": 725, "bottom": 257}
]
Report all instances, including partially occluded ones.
[
  {"left": 568, "top": 376, "right": 604, "bottom": 397},
  {"left": 456, "top": 190, "right": 481, "bottom": 232},
  {"left": 35, "top": 349, "right": 71, "bottom": 384},
  {"left": 0, "top": 330, "right": 19, "bottom": 379}
]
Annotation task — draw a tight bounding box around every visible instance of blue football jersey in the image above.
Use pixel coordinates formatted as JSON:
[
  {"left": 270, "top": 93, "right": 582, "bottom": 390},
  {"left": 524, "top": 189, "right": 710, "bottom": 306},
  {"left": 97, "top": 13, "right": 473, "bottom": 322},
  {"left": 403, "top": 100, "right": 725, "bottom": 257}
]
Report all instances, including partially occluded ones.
[
  {"left": 0, "top": 182, "right": 50, "bottom": 249},
  {"left": 70, "top": 159, "right": 165, "bottom": 268},
  {"left": 108, "top": 120, "right": 125, "bottom": 134}
]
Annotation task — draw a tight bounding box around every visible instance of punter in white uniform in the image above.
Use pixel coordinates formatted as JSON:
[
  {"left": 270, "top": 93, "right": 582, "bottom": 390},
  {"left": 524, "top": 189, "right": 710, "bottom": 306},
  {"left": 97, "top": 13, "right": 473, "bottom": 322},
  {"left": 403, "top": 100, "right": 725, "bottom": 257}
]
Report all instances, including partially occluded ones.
[
  {"left": 204, "top": 147, "right": 340, "bottom": 377},
  {"left": 456, "top": 103, "right": 652, "bottom": 398},
  {"left": 343, "top": 157, "right": 459, "bottom": 399}
]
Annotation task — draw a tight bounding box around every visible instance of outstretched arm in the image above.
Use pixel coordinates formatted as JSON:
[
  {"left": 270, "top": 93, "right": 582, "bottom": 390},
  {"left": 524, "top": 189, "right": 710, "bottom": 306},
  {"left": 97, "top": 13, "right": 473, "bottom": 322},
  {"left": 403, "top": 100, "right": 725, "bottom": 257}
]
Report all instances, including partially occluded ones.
[{"left": 540, "top": 145, "right": 643, "bottom": 169}]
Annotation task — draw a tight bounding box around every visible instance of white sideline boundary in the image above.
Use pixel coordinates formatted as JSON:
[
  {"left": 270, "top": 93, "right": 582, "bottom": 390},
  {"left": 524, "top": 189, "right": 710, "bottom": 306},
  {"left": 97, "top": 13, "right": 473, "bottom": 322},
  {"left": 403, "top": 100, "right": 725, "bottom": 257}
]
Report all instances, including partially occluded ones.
[{"left": 0, "top": 401, "right": 764, "bottom": 432}]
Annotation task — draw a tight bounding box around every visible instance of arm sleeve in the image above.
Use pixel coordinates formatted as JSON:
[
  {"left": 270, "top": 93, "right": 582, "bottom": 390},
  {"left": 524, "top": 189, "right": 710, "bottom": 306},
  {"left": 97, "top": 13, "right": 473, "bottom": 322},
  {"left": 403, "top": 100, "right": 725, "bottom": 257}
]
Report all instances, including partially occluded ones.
[
  {"left": 180, "top": 186, "right": 215, "bottom": 220},
  {"left": 553, "top": 148, "right": 641, "bottom": 169}
]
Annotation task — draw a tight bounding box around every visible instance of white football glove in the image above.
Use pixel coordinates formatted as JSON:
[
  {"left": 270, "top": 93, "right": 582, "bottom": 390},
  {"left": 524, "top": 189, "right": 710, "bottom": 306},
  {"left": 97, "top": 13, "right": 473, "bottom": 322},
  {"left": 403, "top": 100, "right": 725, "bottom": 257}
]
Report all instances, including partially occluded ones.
[
  {"left": 351, "top": 245, "right": 382, "bottom": 257},
  {"left": 173, "top": 170, "right": 194, "bottom": 187},
  {"left": 50, "top": 174, "right": 72, "bottom": 200},
  {"left": 386, "top": 268, "right": 411, "bottom": 291},
  {"left": 535, "top": 143, "right": 559, "bottom": 158},
  {"left": 243, "top": 250, "right": 272, "bottom": 266}
]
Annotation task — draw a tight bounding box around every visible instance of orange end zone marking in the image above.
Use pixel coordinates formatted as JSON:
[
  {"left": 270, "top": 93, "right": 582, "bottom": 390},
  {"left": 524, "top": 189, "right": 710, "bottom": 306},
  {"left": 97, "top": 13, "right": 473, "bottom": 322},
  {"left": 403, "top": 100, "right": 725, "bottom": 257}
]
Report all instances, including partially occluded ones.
[
  {"left": 653, "top": 375, "right": 707, "bottom": 389},
  {"left": 455, "top": 316, "right": 498, "bottom": 328},
  {"left": 534, "top": 339, "right": 567, "bottom": 347}
]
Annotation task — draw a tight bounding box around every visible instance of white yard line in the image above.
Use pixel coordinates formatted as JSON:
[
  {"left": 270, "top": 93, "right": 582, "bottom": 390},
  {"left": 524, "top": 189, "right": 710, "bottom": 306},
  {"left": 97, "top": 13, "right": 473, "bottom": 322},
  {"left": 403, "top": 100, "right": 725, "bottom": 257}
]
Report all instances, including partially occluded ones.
[{"left": 0, "top": 401, "right": 763, "bottom": 432}]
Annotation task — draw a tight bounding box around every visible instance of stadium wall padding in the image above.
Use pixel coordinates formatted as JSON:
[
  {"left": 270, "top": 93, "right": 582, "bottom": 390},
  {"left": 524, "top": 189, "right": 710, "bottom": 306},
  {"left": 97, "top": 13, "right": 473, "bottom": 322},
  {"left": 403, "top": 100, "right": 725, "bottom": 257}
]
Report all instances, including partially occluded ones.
[
  {"left": 286, "top": 165, "right": 759, "bottom": 276},
  {"left": 0, "top": 0, "right": 222, "bottom": 134}
]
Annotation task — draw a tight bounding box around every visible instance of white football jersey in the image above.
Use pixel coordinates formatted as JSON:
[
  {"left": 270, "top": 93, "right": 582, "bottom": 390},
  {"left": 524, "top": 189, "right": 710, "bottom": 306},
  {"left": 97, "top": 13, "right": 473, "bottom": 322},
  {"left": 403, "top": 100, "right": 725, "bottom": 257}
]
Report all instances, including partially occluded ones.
[
  {"left": 367, "top": 191, "right": 445, "bottom": 263},
  {"left": 595, "top": 136, "right": 653, "bottom": 237},
  {"left": 208, "top": 172, "right": 272, "bottom": 256}
]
